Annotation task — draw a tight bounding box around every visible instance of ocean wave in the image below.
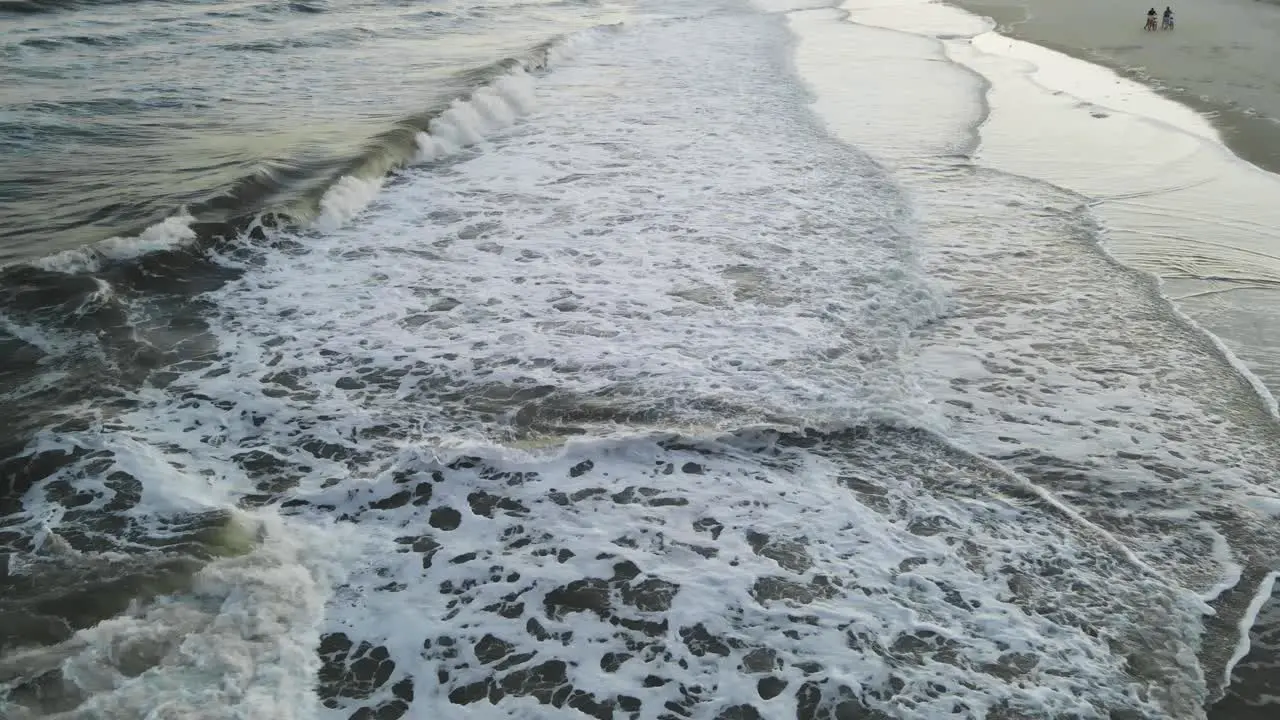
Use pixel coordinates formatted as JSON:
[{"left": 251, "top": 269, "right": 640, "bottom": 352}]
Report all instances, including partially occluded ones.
[
  {"left": 0, "top": 25, "right": 617, "bottom": 532},
  {"left": 4, "top": 27, "right": 611, "bottom": 282}
]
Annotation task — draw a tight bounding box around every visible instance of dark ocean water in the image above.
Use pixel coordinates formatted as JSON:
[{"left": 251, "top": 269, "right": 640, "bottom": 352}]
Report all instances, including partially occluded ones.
[
  {"left": 0, "top": 0, "right": 616, "bottom": 264},
  {"left": 3, "top": 0, "right": 1280, "bottom": 718}
]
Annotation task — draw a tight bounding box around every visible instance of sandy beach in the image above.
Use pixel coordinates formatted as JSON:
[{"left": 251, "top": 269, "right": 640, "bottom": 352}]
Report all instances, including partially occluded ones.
[{"left": 956, "top": 0, "right": 1280, "bottom": 176}]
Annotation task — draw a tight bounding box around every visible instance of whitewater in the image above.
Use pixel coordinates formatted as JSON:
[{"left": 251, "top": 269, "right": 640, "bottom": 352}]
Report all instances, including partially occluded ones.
[{"left": 4, "top": 0, "right": 1280, "bottom": 718}]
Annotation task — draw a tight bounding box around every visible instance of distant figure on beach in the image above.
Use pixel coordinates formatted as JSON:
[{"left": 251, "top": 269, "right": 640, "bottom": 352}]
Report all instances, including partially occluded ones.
[
  {"left": 1162, "top": 6, "right": 1175, "bottom": 29},
  {"left": 1145, "top": 7, "right": 1158, "bottom": 30}
]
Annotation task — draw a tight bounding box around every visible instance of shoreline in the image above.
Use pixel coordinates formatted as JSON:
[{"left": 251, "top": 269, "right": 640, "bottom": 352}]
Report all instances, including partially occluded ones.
[
  {"left": 953, "top": 0, "right": 1280, "bottom": 179},
  {"left": 794, "top": 0, "right": 1280, "bottom": 714},
  {"left": 932, "top": 9, "right": 1280, "bottom": 719},
  {"left": 817, "top": 0, "right": 1280, "bottom": 402},
  {"left": 938, "top": 1, "right": 1280, "bottom": 399}
]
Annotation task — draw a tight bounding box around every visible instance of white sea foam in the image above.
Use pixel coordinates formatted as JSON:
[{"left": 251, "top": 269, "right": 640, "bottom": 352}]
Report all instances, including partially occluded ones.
[
  {"left": 1224, "top": 572, "right": 1280, "bottom": 691},
  {"left": 30, "top": 212, "right": 199, "bottom": 274},
  {"left": 0, "top": 514, "right": 351, "bottom": 720},
  {"left": 0, "top": 312, "right": 80, "bottom": 357},
  {"left": 412, "top": 69, "right": 538, "bottom": 165},
  {"left": 314, "top": 175, "right": 385, "bottom": 234},
  {"left": 292, "top": 28, "right": 608, "bottom": 235},
  {"left": 291, "top": 429, "right": 1205, "bottom": 719},
  {"left": 0, "top": 13, "right": 937, "bottom": 717}
]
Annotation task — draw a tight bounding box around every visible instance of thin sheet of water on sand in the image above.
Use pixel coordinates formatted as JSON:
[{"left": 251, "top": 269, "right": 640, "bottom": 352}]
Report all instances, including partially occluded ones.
[{"left": 838, "top": 0, "right": 1280, "bottom": 392}]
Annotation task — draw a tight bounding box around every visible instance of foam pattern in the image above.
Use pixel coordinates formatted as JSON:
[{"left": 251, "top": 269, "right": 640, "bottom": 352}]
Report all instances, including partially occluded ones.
[{"left": 295, "top": 426, "right": 1205, "bottom": 720}]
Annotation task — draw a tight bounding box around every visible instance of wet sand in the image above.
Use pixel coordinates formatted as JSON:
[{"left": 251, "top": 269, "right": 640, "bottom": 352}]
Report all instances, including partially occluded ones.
[{"left": 955, "top": 0, "right": 1280, "bottom": 175}]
